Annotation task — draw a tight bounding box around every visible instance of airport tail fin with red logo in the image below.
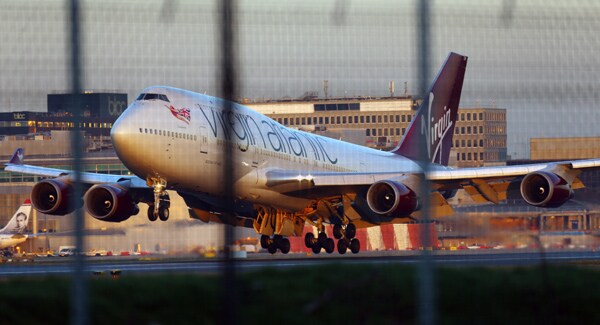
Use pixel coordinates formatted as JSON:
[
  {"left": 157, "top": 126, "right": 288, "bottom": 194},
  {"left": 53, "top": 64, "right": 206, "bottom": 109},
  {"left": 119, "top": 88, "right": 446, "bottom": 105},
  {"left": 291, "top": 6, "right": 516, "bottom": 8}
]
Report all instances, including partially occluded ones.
[{"left": 392, "top": 52, "right": 467, "bottom": 166}]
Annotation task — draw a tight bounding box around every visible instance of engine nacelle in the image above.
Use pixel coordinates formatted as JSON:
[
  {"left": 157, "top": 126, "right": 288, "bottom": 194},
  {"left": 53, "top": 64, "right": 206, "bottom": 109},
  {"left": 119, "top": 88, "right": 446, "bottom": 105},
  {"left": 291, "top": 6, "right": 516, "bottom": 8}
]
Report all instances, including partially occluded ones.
[
  {"left": 366, "top": 180, "right": 419, "bottom": 216},
  {"left": 31, "top": 178, "right": 80, "bottom": 215},
  {"left": 520, "top": 171, "right": 573, "bottom": 208},
  {"left": 84, "top": 184, "right": 136, "bottom": 222}
]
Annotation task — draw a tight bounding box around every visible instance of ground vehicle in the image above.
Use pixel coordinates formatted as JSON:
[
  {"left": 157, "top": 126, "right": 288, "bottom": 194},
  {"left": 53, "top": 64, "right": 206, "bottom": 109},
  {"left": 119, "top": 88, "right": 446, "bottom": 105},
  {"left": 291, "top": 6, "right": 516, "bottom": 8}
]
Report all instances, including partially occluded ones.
[{"left": 58, "top": 246, "right": 77, "bottom": 257}]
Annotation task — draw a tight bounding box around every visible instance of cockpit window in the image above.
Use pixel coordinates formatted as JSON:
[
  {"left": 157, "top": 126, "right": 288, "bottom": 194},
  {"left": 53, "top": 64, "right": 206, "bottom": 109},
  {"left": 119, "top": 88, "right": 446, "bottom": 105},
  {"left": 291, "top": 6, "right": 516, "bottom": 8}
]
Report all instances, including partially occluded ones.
[{"left": 136, "top": 93, "right": 170, "bottom": 102}]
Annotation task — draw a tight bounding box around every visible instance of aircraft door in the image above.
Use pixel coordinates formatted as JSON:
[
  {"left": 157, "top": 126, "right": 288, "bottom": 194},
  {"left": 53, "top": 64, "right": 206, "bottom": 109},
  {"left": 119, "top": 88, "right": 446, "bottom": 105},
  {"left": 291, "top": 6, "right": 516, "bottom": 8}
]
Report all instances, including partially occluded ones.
[{"left": 199, "top": 126, "right": 208, "bottom": 154}]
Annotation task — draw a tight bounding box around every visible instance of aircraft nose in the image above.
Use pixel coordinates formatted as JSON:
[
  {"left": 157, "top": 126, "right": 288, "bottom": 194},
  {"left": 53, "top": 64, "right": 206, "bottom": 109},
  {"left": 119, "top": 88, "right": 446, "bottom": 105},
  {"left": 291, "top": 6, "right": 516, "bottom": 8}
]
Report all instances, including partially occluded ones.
[
  {"left": 111, "top": 104, "right": 141, "bottom": 165},
  {"left": 110, "top": 112, "right": 130, "bottom": 151}
]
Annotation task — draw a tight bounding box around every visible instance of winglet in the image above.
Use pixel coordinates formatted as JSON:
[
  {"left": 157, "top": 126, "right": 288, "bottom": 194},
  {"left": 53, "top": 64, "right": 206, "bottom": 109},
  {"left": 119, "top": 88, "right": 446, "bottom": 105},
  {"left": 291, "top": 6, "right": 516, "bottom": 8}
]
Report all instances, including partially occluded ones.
[
  {"left": 7, "top": 148, "right": 24, "bottom": 165},
  {"left": 392, "top": 52, "right": 467, "bottom": 166}
]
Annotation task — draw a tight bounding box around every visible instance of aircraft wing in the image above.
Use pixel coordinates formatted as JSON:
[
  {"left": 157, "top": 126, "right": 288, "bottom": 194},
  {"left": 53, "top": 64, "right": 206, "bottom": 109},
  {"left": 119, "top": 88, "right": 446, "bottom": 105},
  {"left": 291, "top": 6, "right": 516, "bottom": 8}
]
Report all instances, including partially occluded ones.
[
  {"left": 265, "top": 158, "right": 600, "bottom": 205},
  {"left": 4, "top": 148, "right": 148, "bottom": 188}
]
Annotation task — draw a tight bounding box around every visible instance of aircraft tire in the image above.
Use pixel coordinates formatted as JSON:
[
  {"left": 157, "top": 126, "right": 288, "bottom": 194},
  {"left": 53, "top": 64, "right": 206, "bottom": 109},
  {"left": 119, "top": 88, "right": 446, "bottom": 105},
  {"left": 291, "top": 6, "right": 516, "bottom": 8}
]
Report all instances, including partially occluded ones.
[
  {"left": 267, "top": 243, "right": 278, "bottom": 254},
  {"left": 260, "top": 235, "right": 270, "bottom": 249},
  {"left": 333, "top": 224, "right": 343, "bottom": 239},
  {"left": 158, "top": 207, "right": 169, "bottom": 221},
  {"left": 280, "top": 238, "right": 291, "bottom": 254},
  {"left": 273, "top": 234, "right": 283, "bottom": 247},
  {"left": 346, "top": 223, "right": 356, "bottom": 239},
  {"left": 324, "top": 238, "right": 335, "bottom": 254},
  {"left": 337, "top": 239, "right": 348, "bottom": 254},
  {"left": 311, "top": 243, "right": 321, "bottom": 254},
  {"left": 349, "top": 238, "right": 360, "bottom": 254},
  {"left": 304, "top": 232, "right": 315, "bottom": 248},
  {"left": 147, "top": 206, "right": 158, "bottom": 222},
  {"left": 317, "top": 232, "right": 328, "bottom": 247}
]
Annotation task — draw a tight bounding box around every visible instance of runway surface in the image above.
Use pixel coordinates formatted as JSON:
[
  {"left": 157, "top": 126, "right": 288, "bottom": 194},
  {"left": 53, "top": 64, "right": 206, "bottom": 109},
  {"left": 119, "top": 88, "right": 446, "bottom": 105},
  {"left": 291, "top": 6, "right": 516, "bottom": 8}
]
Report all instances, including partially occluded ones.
[{"left": 1, "top": 249, "right": 600, "bottom": 277}]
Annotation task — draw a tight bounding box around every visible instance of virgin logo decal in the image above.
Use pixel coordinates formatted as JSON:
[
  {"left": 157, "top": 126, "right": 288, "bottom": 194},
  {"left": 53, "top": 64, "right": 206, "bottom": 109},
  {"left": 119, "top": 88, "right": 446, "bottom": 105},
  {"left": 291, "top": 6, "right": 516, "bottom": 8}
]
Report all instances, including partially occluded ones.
[{"left": 420, "top": 93, "right": 452, "bottom": 163}]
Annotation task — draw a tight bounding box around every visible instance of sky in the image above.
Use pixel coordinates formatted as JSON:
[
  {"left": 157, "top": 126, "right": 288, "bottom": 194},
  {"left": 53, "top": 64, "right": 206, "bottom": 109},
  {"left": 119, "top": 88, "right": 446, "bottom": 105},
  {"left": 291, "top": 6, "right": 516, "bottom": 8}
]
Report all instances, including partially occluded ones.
[{"left": 0, "top": 0, "right": 599, "bottom": 158}]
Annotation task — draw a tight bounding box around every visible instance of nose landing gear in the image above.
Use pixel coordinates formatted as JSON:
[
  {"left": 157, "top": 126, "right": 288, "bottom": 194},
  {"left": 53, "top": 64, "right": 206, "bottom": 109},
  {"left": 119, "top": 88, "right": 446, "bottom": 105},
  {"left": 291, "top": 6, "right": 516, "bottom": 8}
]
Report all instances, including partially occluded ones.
[{"left": 147, "top": 177, "right": 170, "bottom": 222}]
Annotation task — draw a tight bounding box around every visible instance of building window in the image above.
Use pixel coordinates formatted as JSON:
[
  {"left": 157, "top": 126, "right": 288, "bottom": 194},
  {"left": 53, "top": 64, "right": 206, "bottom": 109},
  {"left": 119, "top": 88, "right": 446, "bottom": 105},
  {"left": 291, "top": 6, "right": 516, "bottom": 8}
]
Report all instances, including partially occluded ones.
[
  {"left": 467, "top": 140, "right": 471, "bottom": 147},
  {"left": 462, "top": 140, "right": 466, "bottom": 147},
  {"left": 461, "top": 113, "right": 465, "bottom": 121},
  {"left": 343, "top": 116, "right": 347, "bottom": 124},
  {"left": 372, "top": 115, "right": 376, "bottom": 123},
  {"left": 396, "top": 128, "right": 400, "bottom": 136},
  {"left": 479, "top": 113, "right": 483, "bottom": 120},
  {"left": 319, "top": 117, "right": 323, "bottom": 124},
  {"left": 384, "top": 129, "right": 388, "bottom": 136},
  {"left": 302, "top": 117, "right": 306, "bottom": 124},
  {"left": 467, "top": 113, "right": 471, "bottom": 121},
  {"left": 366, "top": 129, "right": 370, "bottom": 136},
  {"left": 402, "top": 115, "right": 406, "bottom": 122},
  {"left": 325, "top": 117, "right": 329, "bottom": 124},
  {"left": 479, "top": 139, "right": 484, "bottom": 147},
  {"left": 457, "top": 153, "right": 460, "bottom": 161},
  {"left": 377, "top": 116, "right": 382, "bottom": 123},
  {"left": 402, "top": 128, "right": 406, "bottom": 135},
  {"left": 360, "top": 116, "right": 364, "bottom": 123},
  {"left": 395, "top": 115, "right": 400, "bottom": 123},
  {"left": 480, "top": 152, "right": 484, "bottom": 160},
  {"left": 467, "top": 126, "right": 471, "bottom": 134},
  {"left": 479, "top": 126, "right": 483, "bottom": 133},
  {"left": 295, "top": 118, "right": 300, "bottom": 125},
  {"left": 455, "top": 140, "right": 459, "bottom": 147},
  {"left": 384, "top": 116, "right": 388, "bottom": 123},
  {"left": 474, "top": 127, "right": 478, "bottom": 134},
  {"left": 461, "top": 127, "right": 465, "bottom": 134},
  {"left": 408, "top": 115, "right": 412, "bottom": 122},
  {"left": 307, "top": 117, "right": 312, "bottom": 125},
  {"left": 462, "top": 153, "right": 466, "bottom": 160},
  {"left": 337, "top": 116, "right": 341, "bottom": 124},
  {"left": 372, "top": 128, "right": 376, "bottom": 136},
  {"left": 354, "top": 116, "right": 358, "bottom": 123},
  {"left": 468, "top": 153, "right": 472, "bottom": 160}
]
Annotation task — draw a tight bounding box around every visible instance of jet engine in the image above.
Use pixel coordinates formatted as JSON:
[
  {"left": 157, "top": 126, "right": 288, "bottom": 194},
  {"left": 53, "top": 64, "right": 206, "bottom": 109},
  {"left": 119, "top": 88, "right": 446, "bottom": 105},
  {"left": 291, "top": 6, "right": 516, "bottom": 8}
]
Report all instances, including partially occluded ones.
[
  {"left": 30, "top": 178, "right": 80, "bottom": 215},
  {"left": 520, "top": 171, "right": 573, "bottom": 208},
  {"left": 366, "top": 180, "right": 419, "bottom": 216},
  {"left": 84, "top": 184, "right": 138, "bottom": 222}
]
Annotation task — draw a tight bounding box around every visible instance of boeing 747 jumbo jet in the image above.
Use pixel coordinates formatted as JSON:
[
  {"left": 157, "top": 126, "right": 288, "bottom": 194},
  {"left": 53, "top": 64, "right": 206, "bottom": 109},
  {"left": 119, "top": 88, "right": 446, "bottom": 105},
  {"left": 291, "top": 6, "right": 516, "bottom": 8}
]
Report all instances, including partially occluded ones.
[
  {"left": 6, "top": 52, "right": 600, "bottom": 254},
  {"left": 0, "top": 200, "right": 32, "bottom": 252}
]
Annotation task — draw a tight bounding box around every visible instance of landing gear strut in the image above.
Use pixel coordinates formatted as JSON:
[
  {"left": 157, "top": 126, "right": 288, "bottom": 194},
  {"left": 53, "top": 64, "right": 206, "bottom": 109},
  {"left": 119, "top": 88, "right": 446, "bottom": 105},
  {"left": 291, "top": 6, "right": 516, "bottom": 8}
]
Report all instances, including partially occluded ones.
[
  {"left": 261, "top": 234, "right": 291, "bottom": 254},
  {"left": 147, "top": 177, "right": 170, "bottom": 222}
]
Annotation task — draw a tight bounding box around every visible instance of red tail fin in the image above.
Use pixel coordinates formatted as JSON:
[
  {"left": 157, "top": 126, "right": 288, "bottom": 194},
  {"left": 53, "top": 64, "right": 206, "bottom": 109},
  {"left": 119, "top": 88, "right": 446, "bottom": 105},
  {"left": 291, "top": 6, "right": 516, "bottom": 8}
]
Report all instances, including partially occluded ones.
[{"left": 393, "top": 53, "right": 467, "bottom": 166}]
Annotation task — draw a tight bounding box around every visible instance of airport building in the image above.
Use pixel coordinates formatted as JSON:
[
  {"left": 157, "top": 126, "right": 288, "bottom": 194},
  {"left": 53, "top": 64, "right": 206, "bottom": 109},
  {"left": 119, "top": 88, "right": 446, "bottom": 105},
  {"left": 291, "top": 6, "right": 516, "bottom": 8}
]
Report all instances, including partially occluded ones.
[
  {"left": 0, "top": 92, "right": 126, "bottom": 137},
  {"left": 246, "top": 97, "right": 507, "bottom": 167}
]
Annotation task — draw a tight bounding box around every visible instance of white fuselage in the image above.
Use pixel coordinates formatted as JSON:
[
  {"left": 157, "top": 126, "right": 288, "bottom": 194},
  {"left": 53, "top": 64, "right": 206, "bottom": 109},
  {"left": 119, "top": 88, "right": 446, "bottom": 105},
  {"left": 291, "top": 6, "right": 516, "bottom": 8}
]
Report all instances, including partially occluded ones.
[{"left": 111, "top": 86, "right": 423, "bottom": 211}]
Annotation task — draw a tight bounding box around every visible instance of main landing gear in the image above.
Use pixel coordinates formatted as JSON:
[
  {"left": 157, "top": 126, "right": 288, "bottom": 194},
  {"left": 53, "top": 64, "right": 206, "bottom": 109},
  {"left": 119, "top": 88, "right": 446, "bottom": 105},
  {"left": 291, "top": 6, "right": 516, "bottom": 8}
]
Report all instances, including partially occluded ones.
[
  {"left": 304, "top": 223, "right": 360, "bottom": 254},
  {"left": 147, "top": 177, "right": 170, "bottom": 222},
  {"left": 261, "top": 235, "right": 291, "bottom": 254}
]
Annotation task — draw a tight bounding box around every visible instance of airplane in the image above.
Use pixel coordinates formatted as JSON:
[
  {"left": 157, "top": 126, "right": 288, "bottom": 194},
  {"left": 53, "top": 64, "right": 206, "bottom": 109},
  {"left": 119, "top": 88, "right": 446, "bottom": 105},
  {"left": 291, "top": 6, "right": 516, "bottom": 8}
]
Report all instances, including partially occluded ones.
[
  {"left": 6, "top": 52, "right": 600, "bottom": 255},
  {"left": 0, "top": 199, "right": 32, "bottom": 253}
]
